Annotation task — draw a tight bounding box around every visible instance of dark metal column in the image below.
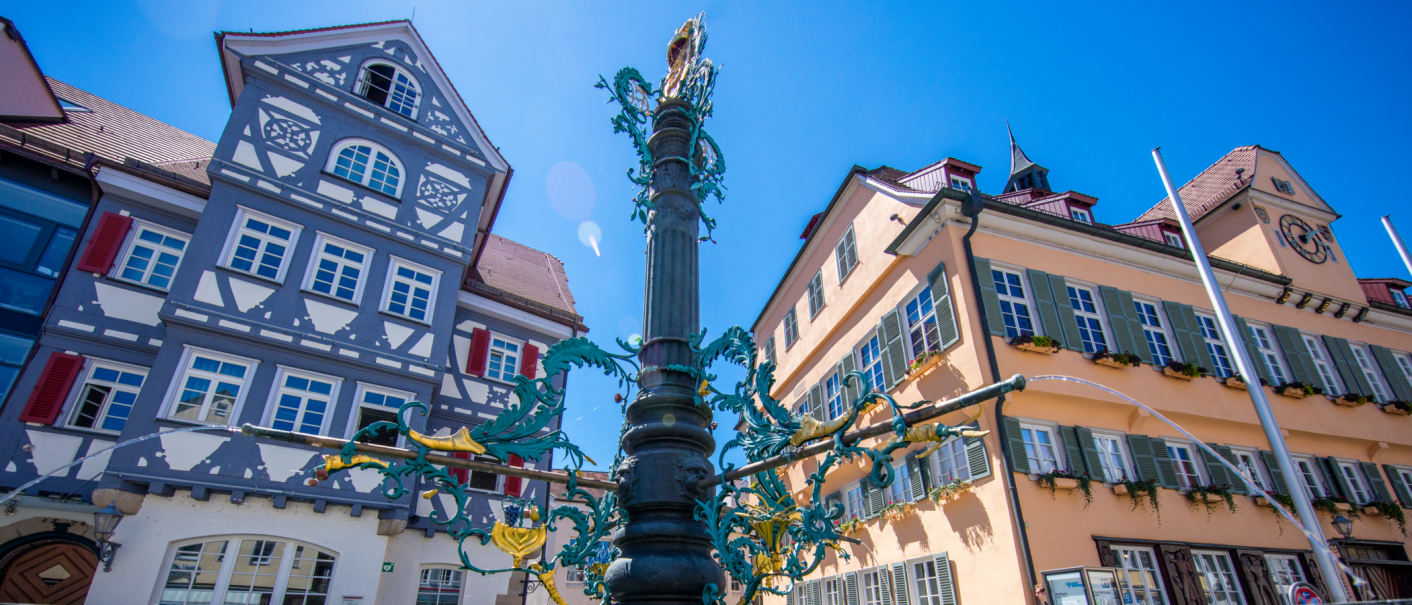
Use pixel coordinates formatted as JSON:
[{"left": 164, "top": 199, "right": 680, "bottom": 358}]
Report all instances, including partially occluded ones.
[{"left": 604, "top": 97, "right": 724, "bottom": 605}]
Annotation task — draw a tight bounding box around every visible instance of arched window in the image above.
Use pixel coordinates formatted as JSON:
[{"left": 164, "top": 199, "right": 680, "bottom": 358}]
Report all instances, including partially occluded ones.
[
  {"left": 157, "top": 536, "right": 337, "bottom": 604},
  {"left": 355, "top": 61, "right": 420, "bottom": 118},
  {"left": 326, "top": 139, "right": 404, "bottom": 198}
]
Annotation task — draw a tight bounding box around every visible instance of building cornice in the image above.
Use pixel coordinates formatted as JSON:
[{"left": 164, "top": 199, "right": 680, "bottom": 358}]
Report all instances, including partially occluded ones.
[
  {"left": 457, "top": 289, "right": 578, "bottom": 340},
  {"left": 95, "top": 166, "right": 207, "bottom": 219}
]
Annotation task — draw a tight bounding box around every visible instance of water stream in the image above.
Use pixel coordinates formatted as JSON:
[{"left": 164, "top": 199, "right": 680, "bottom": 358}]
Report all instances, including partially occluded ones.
[{"left": 1030, "top": 375, "right": 1368, "bottom": 592}]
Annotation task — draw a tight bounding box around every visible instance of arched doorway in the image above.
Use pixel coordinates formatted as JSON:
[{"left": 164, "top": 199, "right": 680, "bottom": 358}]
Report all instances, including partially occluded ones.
[{"left": 0, "top": 534, "right": 99, "bottom": 605}]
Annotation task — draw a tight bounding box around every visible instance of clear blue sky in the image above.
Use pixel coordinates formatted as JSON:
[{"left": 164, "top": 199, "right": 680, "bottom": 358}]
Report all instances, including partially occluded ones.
[{"left": 10, "top": 1, "right": 1411, "bottom": 471}]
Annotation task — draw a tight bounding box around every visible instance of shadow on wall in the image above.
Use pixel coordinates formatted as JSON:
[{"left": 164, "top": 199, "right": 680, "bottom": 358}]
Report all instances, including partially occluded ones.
[
  {"left": 943, "top": 489, "right": 994, "bottom": 553},
  {"left": 914, "top": 359, "right": 971, "bottom": 402}
]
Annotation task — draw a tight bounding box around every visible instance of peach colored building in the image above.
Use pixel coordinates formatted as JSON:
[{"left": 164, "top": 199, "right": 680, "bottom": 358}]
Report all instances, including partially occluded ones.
[{"left": 750, "top": 136, "right": 1412, "bottom": 605}]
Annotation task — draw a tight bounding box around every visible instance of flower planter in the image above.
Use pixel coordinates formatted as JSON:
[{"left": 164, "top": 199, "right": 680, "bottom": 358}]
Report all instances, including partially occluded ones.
[
  {"left": 1190, "top": 492, "right": 1223, "bottom": 504},
  {"left": 1278, "top": 387, "right": 1311, "bottom": 399},
  {"left": 1095, "top": 357, "right": 1131, "bottom": 369},
  {"left": 1163, "top": 367, "right": 1196, "bottom": 381},
  {"left": 1364, "top": 506, "right": 1382, "bottom": 516},
  {"left": 907, "top": 354, "right": 944, "bottom": 380},
  {"left": 1014, "top": 342, "right": 1059, "bottom": 355},
  {"left": 1384, "top": 405, "right": 1412, "bottom": 416},
  {"left": 1255, "top": 496, "right": 1273, "bottom": 507},
  {"left": 1048, "top": 477, "right": 1080, "bottom": 490},
  {"left": 1334, "top": 398, "right": 1367, "bottom": 407},
  {"left": 1334, "top": 502, "right": 1353, "bottom": 512},
  {"left": 1224, "top": 377, "right": 1249, "bottom": 390},
  {"left": 1113, "top": 484, "right": 1129, "bottom": 495}
]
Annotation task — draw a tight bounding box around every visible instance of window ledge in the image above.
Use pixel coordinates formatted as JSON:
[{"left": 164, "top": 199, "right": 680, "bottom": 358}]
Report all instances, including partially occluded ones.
[
  {"left": 301, "top": 289, "right": 363, "bottom": 310},
  {"left": 56, "top": 425, "right": 122, "bottom": 438},
  {"left": 158, "top": 417, "right": 230, "bottom": 429},
  {"left": 217, "top": 263, "right": 286, "bottom": 288},
  {"left": 320, "top": 170, "right": 403, "bottom": 203},
  {"left": 377, "top": 309, "right": 432, "bottom": 329},
  {"left": 107, "top": 275, "right": 172, "bottom": 296}
]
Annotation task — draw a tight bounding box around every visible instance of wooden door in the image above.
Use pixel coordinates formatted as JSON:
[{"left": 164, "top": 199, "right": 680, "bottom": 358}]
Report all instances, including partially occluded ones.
[{"left": 0, "top": 541, "right": 98, "bottom": 605}]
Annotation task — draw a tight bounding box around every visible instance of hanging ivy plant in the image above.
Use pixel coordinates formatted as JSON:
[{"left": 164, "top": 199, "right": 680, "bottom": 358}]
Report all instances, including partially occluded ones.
[
  {"left": 1120, "top": 478, "right": 1161, "bottom": 524},
  {"left": 1264, "top": 492, "right": 1297, "bottom": 536},
  {"left": 1037, "top": 469, "right": 1093, "bottom": 509},
  {"left": 1310, "top": 495, "right": 1361, "bottom": 519},
  {"left": 1187, "top": 484, "right": 1237, "bottom": 519},
  {"left": 1369, "top": 501, "right": 1407, "bottom": 536}
]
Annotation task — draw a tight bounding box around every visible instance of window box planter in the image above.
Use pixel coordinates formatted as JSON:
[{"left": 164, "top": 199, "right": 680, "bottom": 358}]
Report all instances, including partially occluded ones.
[
  {"left": 1384, "top": 401, "right": 1412, "bottom": 416},
  {"left": 1113, "top": 483, "right": 1130, "bottom": 495},
  {"left": 1334, "top": 394, "right": 1370, "bottom": 407},
  {"left": 1223, "top": 376, "right": 1248, "bottom": 390},
  {"left": 1163, "top": 367, "right": 1194, "bottom": 381},
  {"left": 906, "top": 351, "right": 945, "bottom": 379},
  {"left": 1334, "top": 502, "right": 1354, "bottom": 512},
  {"left": 1009, "top": 335, "right": 1059, "bottom": 355},
  {"left": 1275, "top": 382, "right": 1321, "bottom": 400},
  {"left": 1046, "top": 477, "right": 1080, "bottom": 490},
  {"left": 1255, "top": 496, "right": 1272, "bottom": 507},
  {"left": 1163, "top": 361, "right": 1207, "bottom": 381},
  {"left": 1092, "top": 350, "right": 1140, "bottom": 369},
  {"left": 1190, "top": 492, "right": 1224, "bottom": 505},
  {"left": 1364, "top": 506, "right": 1382, "bottom": 516}
]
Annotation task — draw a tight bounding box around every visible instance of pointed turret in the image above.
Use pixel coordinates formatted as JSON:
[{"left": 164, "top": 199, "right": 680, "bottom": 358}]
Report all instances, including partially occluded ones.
[{"left": 1004, "top": 123, "right": 1051, "bottom": 194}]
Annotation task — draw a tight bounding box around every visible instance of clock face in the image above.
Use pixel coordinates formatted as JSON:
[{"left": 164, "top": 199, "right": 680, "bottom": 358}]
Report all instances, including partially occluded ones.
[{"left": 1279, "top": 214, "right": 1327, "bottom": 264}]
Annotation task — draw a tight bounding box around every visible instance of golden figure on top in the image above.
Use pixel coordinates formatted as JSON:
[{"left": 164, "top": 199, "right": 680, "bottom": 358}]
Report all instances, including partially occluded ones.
[{"left": 662, "top": 17, "right": 697, "bottom": 99}]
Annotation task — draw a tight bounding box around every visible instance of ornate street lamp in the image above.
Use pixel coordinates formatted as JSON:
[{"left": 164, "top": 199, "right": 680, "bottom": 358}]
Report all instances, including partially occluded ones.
[
  {"left": 92, "top": 500, "right": 123, "bottom": 572},
  {"left": 1332, "top": 514, "right": 1354, "bottom": 540}
]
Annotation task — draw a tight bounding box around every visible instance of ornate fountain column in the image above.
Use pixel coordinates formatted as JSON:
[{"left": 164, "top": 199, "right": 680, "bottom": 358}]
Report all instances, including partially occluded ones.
[{"left": 604, "top": 95, "right": 724, "bottom": 605}]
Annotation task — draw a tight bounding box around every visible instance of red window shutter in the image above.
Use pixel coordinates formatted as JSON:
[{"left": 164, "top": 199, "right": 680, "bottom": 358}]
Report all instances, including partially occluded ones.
[
  {"left": 450, "top": 451, "right": 471, "bottom": 484},
  {"left": 75, "top": 212, "right": 132, "bottom": 274},
  {"left": 519, "top": 344, "right": 539, "bottom": 379},
  {"left": 504, "top": 454, "right": 524, "bottom": 497},
  {"left": 19, "top": 353, "right": 85, "bottom": 425},
  {"left": 467, "top": 328, "right": 490, "bottom": 376}
]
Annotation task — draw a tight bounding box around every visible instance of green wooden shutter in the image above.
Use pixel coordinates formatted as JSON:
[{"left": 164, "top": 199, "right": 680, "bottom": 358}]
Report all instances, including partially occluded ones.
[
  {"left": 933, "top": 553, "right": 957, "bottom": 605},
  {"left": 1362, "top": 462, "right": 1393, "bottom": 503},
  {"left": 1370, "top": 345, "right": 1412, "bottom": 402},
  {"left": 1075, "top": 427, "right": 1106, "bottom": 483},
  {"left": 1003, "top": 416, "right": 1030, "bottom": 474},
  {"left": 1324, "top": 336, "right": 1372, "bottom": 396},
  {"left": 826, "top": 491, "right": 843, "bottom": 516},
  {"left": 1178, "top": 305, "right": 1215, "bottom": 370},
  {"left": 880, "top": 309, "right": 908, "bottom": 388},
  {"left": 845, "top": 572, "right": 860, "bottom": 605},
  {"left": 972, "top": 257, "right": 1006, "bottom": 337},
  {"left": 1383, "top": 465, "right": 1412, "bottom": 506},
  {"left": 906, "top": 454, "right": 926, "bottom": 501},
  {"left": 927, "top": 262, "right": 961, "bottom": 350},
  {"left": 841, "top": 352, "right": 861, "bottom": 405},
  {"left": 1321, "top": 457, "right": 1352, "bottom": 499},
  {"left": 809, "top": 383, "right": 825, "bottom": 421},
  {"left": 964, "top": 421, "right": 992, "bottom": 480},
  {"left": 1200, "top": 443, "right": 1231, "bottom": 489},
  {"left": 1162, "top": 301, "right": 1204, "bottom": 367},
  {"left": 1027, "top": 269, "right": 1062, "bottom": 346},
  {"left": 810, "top": 579, "right": 822, "bottom": 605},
  {"left": 1215, "top": 446, "right": 1247, "bottom": 495},
  {"left": 1099, "top": 286, "right": 1143, "bottom": 359},
  {"left": 1150, "top": 437, "right": 1179, "bottom": 490},
  {"left": 878, "top": 566, "right": 893, "bottom": 605},
  {"left": 1259, "top": 450, "right": 1291, "bottom": 497},
  {"left": 1046, "top": 274, "right": 1084, "bottom": 352},
  {"left": 1270, "top": 325, "right": 1317, "bottom": 386},
  {"left": 876, "top": 321, "right": 894, "bottom": 391},
  {"left": 890, "top": 563, "right": 909, "bottom": 605},
  {"left": 865, "top": 479, "right": 884, "bottom": 518},
  {"left": 1058, "top": 426, "right": 1088, "bottom": 476},
  {"left": 1233, "top": 316, "right": 1272, "bottom": 385},
  {"left": 1125, "top": 435, "right": 1161, "bottom": 484}
]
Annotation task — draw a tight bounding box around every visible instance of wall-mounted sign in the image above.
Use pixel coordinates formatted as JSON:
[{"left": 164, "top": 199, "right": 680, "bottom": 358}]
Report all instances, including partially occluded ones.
[
  {"left": 382, "top": 562, "right": 395, "bottom": 573},
  {"left": 1289, "top": 582, "right": 1322, "bottom": 604}
]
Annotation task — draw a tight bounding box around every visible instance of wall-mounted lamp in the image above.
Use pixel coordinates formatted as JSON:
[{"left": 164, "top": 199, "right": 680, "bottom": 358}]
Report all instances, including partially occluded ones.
[
  {"left": 93, "top": 500, "right": 123, "bottom": 572},
  {"left": 1332, "top": 514, "right": 1354, "bottom": 540}
]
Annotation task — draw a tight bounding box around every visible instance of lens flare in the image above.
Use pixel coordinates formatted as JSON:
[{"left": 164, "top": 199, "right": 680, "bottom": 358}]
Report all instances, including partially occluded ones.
[{"left": 578, "top": 221, "right": 602, "bottom": 256}]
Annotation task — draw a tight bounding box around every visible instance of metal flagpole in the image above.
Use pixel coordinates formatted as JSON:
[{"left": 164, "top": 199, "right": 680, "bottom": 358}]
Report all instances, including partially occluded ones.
[
  {"left": 1383, "top": 215, "right": 1412, "bottom": 276},
  {"left": 1151, "top": 148, "right": 1351, "bottom": 602}
]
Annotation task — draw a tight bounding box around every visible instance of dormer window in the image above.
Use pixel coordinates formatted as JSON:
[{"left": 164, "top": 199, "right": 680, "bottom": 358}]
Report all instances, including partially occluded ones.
[
  {"left": 1271, "top": 178, "right": 1295, "bottom": 195},
  {"left": 326, "top": 140, "right": 404, "bottom": 198},
  {"left": 949, "top": 176, "right": 972, "bottom": 191},
  {"left": 355, "top": 62, "right": 421, "bottom": 119},
  {"left": 1069, "top": 208, "right": 1092, "bottom": 224},
  {"left": 1164, "top": 232, "right": 1184, "bottom": 248},
  {"left": 1395, "top": 289, "right": 1410, "bottom": 309}
]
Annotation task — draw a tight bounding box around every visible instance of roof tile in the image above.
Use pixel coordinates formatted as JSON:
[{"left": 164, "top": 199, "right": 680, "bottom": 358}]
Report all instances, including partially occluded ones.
[{"left": 470, "top": 234, "right": 577, "bottom": 316}]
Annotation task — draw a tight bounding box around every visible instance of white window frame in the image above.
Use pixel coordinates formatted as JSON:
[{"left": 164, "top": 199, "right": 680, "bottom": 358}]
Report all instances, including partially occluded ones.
[
  {"left": 1291, "top": 455, "right": 1325, "bottom": 499},
  {"left": 1069, "top": 207, "right": 1093, "bottom": 224},
  {"left": 762, "top": 335, "right": 777, "bottom": 368},
  {"left": 902, "top": 284, "right": 943, "bottom": 359},
  {"left": 1394, "top": 290, "right": 1410, "bottom": 309},
  {"left": 887, "top": 459, "right": 912, "bottom": 505},
  {"left": 783, "top": 306, "right": 800, "bottom": 349},
  {"left": 111, "top": 219, "right": 190, "bottom": 292},
  {"left": 300, "top": 232, "right": 373, "bottom": 305},
  {"left": 860, "top": 569, "right": 884, "bottom": 605},
  {"left": 1163, "top": 232, "right": 1185, "bottom": 248},
  {"left": 1396, "top": 351, "right": 1412, "bottom": 383},
  {"left": 1133, "top": 296, "right": 1177, "bottom": 366},
  {"left": 807, "top": 270, "right": 825, "bottom": 318},
  {"left": 220, "top": 205, "right": 303, "bottom": 284},
  {"left": 823, "top": 576, "right": 842, "bottom": 605},
  {"left": 1091, "top": 430, "right": 1133, "bottom": 483},
  {"left": 1265, "top": 554, "right": 1305, "bottom": 605},
  {"left": 1064, "top": 282, "right": 1109, "bottom": 354},
  {"left": 1349, "top": 343, "right": 1390, "bottom": 402},
  {"left": 380, "top": 256, "right": 441, "bottom": 325},
  {"left": 857, "top": 333, "right": 885, "bottom": 393},
  {"left": 1302, "top": 335, "right": 1343, "bottom": 397},
  {"left": 261, "top": 366, "right": 343, "bottom": 436},
  {"left": 1336, "top": 460, "right": 1372, "bottom": 504},
  {"left": 355, "top": 59, "right": 422, "bottom": 119},
  {"left": 844, "top": 484, "right": 865, "bottom": 521},
  {"left": 325, "top": 138, "right": 406, "bottom": 198},
  {"left": 484, "top": 332, "right": 524, "bottom": 385},
  {"left": 1230, "top": 447, "right": 1272, "bottom": 493},
  {"left": 835, "top": 224, "right": 859, "bottom": 282},
  {"left": 1112, "top": 545, "right": 1169, "bottom": 605},
  {"left": 949, "top": 176, "right": 973, "bottom": 191},
  {"left": 64, "top": 358, "right": 148, "bottom": 434},
  {"left": 344, "top": 382, "right": 414, "bottom": 446},
  {"left": 156, "top": 536, "right": 337, "bottom": 605},
  {"left": 1245, "top": 323, "right": 1289, "bottom": 385},
  {"left": 1019, "top": 420, "right": 1063, "bottom": 474},
  {"left": 909, "top": 557, "right": 947, "bottom": 605},
  {"left": 464, "top": 454, "right": 507, "bottom": 495},
  {"left": 160, "top": 346, "right": 259, "bottom": 426},
  {"left": 419, "top": 567, "right": 466, "bottom": 600},
  {"left": 1165, "top": 440, "right": 1205, "bottom": 489},
  {"left": 1395, "top": 466, "right": 1412, "bottom": 500},
  {"left": 991, "top": 265, "right": 1038, "bottom": 338},
  {"left": 824, "top": 371, "right": 843, "bottom": 420},
  {"left": 1191, "top": 550, "right": 1246, "bottom": 605},
  {"left": 1196, "top": 313, "right": 1234, "bottom": 378},
  {"left": 932, "top": 436, "right": 971, "bottom": 485}
]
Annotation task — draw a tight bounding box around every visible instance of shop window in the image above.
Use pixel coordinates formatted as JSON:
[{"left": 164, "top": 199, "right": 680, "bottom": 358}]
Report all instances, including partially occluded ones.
[{"left": 157, "top": 538, "right": 335, "bottom": 605}]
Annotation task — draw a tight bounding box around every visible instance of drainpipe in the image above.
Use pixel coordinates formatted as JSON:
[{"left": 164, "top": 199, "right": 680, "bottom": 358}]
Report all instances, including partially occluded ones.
[{"left": 958, "top": 192, "right": 1038, "bottom": 598}]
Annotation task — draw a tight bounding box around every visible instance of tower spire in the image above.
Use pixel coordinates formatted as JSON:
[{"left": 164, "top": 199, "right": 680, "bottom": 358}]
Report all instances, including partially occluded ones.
[
  {"left": 1004, "top": 122, "right": 1051, "bottom": 193},
  {"left": 1007, "top": 121, "right": 1036, "bottom": 176}
]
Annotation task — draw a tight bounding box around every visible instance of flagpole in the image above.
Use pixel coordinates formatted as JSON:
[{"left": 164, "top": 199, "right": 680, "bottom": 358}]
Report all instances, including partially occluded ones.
[
  {"left": 1383, "top": 216, "right": 1412, "bottom": 276},
  {"left": 1151, "top": 148, "right": 1350, "bottom": 602}
]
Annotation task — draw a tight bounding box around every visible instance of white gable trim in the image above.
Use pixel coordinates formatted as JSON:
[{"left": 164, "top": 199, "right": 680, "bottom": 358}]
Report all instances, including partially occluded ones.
[{"left": 95, "top": 166, "right": 207, "bottom": 218}]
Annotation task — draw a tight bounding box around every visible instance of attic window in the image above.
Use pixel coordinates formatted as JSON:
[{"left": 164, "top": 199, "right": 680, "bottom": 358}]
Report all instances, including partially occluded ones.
[
  {"left": 56, "top": 97, "right": 91, "bottom": 113},
  {"left": 1271, "top": 178, "right": 1295, "bottom": 195},
  {"left": 1069, "top": 208, "right": 1092, "bottom": 224},
  {"left": 1163, "top": 233, "right": 1184, "bottom": 248},
  {"left": 949, "top": 176, "right": 972, "bottom": 191},
  {"left": 355, "top": 62, "right": 420, "bottom": 119},
  {"left": 1395, "top": 290, "right": 1410, "bottom": 309}
]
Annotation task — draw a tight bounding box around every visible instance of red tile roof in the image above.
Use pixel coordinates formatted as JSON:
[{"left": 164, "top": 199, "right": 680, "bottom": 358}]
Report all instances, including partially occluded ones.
[
  {"left": 469, "top": 234, "right": 578, "bottom": 318},
  {"left": 1136, "top": 146, "right": 1258, "bottom": 223},
  {"left": 2, "top": 78, "right": 215, "bottom": 184}
]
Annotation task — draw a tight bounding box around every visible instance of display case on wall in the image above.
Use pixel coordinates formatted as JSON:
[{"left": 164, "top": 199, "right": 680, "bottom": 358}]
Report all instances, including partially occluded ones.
[{"left": 1042, "top": 567, "right": 1123, "bottom": 605}]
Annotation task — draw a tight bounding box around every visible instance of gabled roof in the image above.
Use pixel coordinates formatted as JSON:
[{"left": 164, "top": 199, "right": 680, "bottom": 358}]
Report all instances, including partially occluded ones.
[
  {"left": 469, "top": 234, "right": 578, "bottom": 318},
  {"left": 2, "top": 78, "right": 215, "bottom": 184},
  {"left": 0, "top": 17, "right": 64, "bottom": 123},
  {"left": 1136, "top": 146, "right": 1258, "bottom": 223}
]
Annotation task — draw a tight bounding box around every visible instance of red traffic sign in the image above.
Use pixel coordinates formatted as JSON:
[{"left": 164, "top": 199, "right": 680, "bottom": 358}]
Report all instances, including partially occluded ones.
[{"left": 1289, "top": 582, "right": 1322, "bottom": 604}]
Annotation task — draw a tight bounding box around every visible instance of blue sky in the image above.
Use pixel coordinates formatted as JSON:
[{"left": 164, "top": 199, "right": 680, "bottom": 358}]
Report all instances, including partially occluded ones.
[{"left": 10, "top": 1, "right": 1411, "bottom": 470}]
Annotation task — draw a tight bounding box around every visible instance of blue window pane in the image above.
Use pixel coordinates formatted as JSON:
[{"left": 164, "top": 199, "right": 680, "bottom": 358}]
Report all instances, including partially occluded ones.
[
  {"left": 0, "top": 333, "right": 34, "bottom": 365},
  {"left": 0, "top": 213, "right": 44, "bottom": 266},
  {"left": 35, "top": 227, "right": 76, "bottom": 277},
  {"left": 286, "top": 376, "right": 309, "bottom": 391},
  {"left": 93, "top": 367, "right": 121, "bottom": 382},
  {"left": 363, "top": 392, "right": 385, "bottom": 406},
  {"left": 218, "top": 362, "right": 246, "bottom": 379},
  {"left": 193, "top": 357, "right": 221, "bottom": 372},
  {"left": 305, "top": 399, "right": 327, "bottom": 413},
  {"left": 139, "top": 230, "right": 165, "bottom": 244},
  {"left": 307, "top": 380, "right": 332, "bottom": 396},
  {"left": 0, "top": 179, "right": 87, "bottom": 227},
  {"left": 0, "top": 267, "right": 52, "bottom": 315}
]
